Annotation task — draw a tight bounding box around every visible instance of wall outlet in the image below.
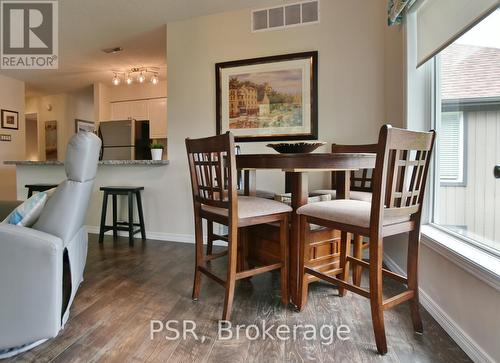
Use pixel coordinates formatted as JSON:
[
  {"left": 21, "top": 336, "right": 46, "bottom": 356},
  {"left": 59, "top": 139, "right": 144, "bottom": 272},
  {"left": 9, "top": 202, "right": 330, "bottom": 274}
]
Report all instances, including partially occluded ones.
[{"left": 0, "top": 134, "right": 12, "bottom": 141}]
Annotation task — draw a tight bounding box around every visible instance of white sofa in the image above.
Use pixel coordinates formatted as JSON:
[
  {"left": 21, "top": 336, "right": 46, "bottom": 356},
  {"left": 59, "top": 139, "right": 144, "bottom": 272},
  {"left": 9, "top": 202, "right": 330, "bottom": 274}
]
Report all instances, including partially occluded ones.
[{"left": 0, "top": 132, "right": 101, "bottom": 358}]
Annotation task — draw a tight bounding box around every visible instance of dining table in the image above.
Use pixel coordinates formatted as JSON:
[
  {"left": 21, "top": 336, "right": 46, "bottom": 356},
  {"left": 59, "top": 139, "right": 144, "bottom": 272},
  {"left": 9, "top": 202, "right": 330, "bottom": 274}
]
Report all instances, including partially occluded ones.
[{"left": 236, "top": 152, "right": 377, "bottom": 307}]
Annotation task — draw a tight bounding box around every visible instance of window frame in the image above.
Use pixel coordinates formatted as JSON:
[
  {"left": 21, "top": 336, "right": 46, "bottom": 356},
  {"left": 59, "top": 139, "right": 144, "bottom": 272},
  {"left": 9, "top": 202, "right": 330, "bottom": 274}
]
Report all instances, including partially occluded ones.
[{"left": 405, "top": 7, "right": 500, "bottom": 261}]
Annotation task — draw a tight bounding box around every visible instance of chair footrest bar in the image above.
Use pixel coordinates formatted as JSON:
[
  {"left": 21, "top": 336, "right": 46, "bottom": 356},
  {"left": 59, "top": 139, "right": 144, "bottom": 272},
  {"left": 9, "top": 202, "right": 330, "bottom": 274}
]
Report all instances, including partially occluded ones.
[
  {"left": 346, "top": 256, "right": 408, "bottom": 284},
  {"left": 236, "top": 263, "right": 282, "bottom": 280},
  {"left": 198, "top": 266, "right": 226, "bottom": 286},
  {"left": 211, "top": 233, "right": 228, "bottom": 242},
  {"left": 204, "top": 250, "right": 228, "bottom": 261},
  {"left": 102, "top": 226, "right": 142, "bottom": 234},
  {"left": 382, "top": 290, "right": 414, "bottom": 310},
  {"left": 305, "top": 267, "right": 370, "bottom": 298}
]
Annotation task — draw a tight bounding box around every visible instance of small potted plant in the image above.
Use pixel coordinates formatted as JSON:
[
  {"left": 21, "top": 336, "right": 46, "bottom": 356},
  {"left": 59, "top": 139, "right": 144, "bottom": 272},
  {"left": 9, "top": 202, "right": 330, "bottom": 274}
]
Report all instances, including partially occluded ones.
[{"left": 150, "top": 142, "right": 164, "bottom": 161}]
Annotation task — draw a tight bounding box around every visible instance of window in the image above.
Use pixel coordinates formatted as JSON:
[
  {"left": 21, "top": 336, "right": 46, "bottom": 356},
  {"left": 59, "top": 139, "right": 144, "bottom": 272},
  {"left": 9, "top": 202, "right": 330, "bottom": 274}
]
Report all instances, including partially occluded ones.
[
  {"left": 432, "top": 9, "right": 500, "bottom": 256},
  {"left": 439, "top": 111, "right": 465, "bottom": 186}
]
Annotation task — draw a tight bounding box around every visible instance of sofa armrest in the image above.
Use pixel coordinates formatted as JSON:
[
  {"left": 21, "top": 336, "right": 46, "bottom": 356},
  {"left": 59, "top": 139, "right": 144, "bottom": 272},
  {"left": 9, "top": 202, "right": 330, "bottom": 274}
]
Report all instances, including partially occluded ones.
[{"left": 0, "top": 224, "right": 64, "bottom": 350}]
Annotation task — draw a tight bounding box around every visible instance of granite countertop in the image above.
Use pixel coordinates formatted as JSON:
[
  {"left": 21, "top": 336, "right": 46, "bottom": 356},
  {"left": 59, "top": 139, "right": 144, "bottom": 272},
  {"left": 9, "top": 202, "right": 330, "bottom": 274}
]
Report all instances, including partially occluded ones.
[{"left": 3, "top": 160, "right": 169, "bottom": 166}]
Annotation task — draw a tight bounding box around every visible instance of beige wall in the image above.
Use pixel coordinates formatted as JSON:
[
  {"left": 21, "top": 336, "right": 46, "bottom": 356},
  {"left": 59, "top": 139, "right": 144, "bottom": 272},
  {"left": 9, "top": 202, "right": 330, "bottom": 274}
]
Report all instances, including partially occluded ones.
[
  {"left": 0, "top": 74, "right": 25, "bottom": 200},
  {"left": 163, "top": 0, "right": 387, "bottom": 233}
]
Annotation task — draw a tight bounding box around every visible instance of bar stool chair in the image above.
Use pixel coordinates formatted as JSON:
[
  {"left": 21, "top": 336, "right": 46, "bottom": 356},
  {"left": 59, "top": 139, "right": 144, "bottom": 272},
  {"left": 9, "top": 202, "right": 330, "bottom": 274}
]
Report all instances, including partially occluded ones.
[
  {"left": 98, "top": 186, "right": 146, "bottom": 246},
  {"left": 297, "top": 125, "right": 436, "bottom": 355},
  {"left": 186, "top": 132, "right": 291, "bottom": 321},
  {"left": 313, "top": 143, "right": 378, "bottom": 286}
]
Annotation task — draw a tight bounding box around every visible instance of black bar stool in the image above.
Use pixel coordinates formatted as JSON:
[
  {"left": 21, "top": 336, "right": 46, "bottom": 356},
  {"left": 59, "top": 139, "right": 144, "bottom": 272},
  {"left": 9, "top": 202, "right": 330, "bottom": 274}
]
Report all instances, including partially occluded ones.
[
  {"left": 98, "top": 186, "right": 146, "bottom": 246},
  {"left": 25, "top": 184, "right": 58, "bottom": 198}
]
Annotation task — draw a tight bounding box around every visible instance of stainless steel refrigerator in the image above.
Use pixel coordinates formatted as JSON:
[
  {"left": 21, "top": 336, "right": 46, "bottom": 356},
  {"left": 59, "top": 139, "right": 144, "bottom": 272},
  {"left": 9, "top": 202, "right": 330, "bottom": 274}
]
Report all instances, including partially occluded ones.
[{"left": 98, "top": 120, "right": 150, "bottom": 160}]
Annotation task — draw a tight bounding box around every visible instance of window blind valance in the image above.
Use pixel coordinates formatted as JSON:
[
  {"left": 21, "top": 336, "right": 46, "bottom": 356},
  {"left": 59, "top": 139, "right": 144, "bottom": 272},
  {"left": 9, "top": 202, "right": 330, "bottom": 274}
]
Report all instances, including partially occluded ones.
[{"left": 414, "top": 0, "right": 499, "bottom": 67}]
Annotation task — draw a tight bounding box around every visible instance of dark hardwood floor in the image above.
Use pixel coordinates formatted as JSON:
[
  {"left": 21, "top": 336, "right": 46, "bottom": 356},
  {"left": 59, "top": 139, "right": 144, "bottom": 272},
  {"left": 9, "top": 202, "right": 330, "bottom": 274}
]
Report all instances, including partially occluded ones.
[{"left": 6, "top": 234, "right": 471, "bottom": 363}]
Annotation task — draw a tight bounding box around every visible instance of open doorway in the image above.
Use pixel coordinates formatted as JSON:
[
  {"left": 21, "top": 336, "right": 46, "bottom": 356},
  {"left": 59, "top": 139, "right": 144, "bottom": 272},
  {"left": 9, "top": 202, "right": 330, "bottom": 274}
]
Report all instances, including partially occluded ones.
[{"left": 25, "top": 113, "right": 39, "bottom": 160}]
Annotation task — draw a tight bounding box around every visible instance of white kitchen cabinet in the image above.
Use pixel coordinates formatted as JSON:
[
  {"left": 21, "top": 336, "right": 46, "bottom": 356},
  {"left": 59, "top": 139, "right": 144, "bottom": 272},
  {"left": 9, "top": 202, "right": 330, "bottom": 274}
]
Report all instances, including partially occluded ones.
[
  {"left": 148, "top": 98, "right": 167, "bottom": 139},
  {"left": 110, "top": 102, "right": 130, "bottom": 120},
  {"left": 129, "top": 101, "right": 148, "bottom": 120},
  {"left": 110, "top": 98, "right": 167, "bottom": 139},
  {"left": 111, "top": 100, "right": 148, "bottom": 120}
]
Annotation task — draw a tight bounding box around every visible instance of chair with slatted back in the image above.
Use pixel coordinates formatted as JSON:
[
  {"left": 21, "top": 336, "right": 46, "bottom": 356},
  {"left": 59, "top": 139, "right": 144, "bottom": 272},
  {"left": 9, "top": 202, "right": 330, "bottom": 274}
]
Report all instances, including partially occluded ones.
[
  {"left": 297, "top": 125, "right": 436, "bottom": 355},
  {"left": 313, "top": 143, "right": 377, "bottom": 286},
  {"left": 186, "top": 132, "right": 291, "bottom": 320}
]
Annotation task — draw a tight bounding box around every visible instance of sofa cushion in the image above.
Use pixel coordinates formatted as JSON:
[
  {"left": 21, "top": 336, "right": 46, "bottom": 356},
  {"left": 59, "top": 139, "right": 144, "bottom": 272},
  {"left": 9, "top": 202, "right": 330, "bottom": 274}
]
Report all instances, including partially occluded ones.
[
  {"left": 312, "top": 189, "right": 372, "bottom": 202},
  {"left": 297, "top": 199, "right": 410, "bottom": 228},
  {"left": 202, "top": 196, "right": 292, "bottom": 219}
]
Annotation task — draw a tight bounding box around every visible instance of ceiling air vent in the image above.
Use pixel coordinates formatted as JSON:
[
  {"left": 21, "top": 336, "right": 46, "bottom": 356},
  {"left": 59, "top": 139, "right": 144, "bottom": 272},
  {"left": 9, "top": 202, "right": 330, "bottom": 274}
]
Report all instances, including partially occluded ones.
[{"left": 252, "top": 1, "right": 319, "bottom": 32}]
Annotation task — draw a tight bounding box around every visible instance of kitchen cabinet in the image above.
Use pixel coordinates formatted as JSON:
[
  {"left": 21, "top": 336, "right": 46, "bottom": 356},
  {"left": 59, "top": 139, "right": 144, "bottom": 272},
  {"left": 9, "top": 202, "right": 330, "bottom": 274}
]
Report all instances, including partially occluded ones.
[
  {"left": 111, "top": 100, "right": 148, "bottom": 120},
  {"left": 110, "top": 102, "right": 130, "bottom": 120},
  {"left": 110, "top": 98, "right": 167, "bottom": 139},
  {"left": 129, "top": 101, "right": 148, "bottom": 120},
  {"left": 148, "top": 98, "right": 167, "bottom": 139}
]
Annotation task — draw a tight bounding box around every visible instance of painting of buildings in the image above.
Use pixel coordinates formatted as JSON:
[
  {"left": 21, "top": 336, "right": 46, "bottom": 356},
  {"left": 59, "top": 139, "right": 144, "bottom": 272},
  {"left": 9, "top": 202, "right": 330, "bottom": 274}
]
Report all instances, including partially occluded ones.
[{"left": 228, "top": 69, "right": 303, "bottom": 130}]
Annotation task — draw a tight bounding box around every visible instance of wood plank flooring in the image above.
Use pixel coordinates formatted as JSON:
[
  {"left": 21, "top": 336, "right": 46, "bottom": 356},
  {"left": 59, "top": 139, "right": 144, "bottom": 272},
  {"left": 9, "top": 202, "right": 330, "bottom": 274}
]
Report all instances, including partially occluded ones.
[{"left": 6, "top": 235, "right": 472, "bottom": 363}]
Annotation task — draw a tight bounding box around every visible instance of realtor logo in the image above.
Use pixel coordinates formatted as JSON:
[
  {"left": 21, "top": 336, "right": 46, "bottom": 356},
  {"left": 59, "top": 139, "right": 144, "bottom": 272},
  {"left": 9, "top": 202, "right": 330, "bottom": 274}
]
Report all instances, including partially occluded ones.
[{"left": 1, "top": 0, "right": 58, "bottom": 69}]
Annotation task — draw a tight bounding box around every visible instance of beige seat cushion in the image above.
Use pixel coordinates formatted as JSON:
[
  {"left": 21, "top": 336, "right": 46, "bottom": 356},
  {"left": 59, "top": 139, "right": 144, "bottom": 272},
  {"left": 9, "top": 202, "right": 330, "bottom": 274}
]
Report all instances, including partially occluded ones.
[
  {"left": 202, "top": 196, "right": 292, "bottom": 219},
  {"left": 297, "top": 199, "right": 410, "bottom": 228},
  {"left": 313, "top": 189, "right": 372, "bottom": 203}
]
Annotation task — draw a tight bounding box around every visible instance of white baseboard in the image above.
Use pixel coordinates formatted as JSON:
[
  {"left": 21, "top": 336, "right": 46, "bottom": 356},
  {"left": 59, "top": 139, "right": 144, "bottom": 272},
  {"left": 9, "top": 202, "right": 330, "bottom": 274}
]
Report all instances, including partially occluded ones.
[
  {"left": 383, "top": 253, "right": 495, "bottom": 363},
  {"left": 85, "top": 226, "right": 226, "bottom": 246}
]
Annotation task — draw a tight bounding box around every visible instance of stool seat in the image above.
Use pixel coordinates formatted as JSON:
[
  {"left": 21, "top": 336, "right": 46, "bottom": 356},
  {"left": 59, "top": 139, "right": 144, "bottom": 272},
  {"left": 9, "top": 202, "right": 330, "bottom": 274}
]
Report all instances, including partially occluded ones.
[
  {"left": 100, "top": 186, "right": 144, "bottom": 195},
  {"left": 98, "top": 186, "right": 146, "bottom": 246}
]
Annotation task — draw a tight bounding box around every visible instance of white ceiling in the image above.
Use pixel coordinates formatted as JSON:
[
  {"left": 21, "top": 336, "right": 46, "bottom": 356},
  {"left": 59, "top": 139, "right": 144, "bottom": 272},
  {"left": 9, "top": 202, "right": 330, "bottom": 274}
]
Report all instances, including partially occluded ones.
[{"left": 0, "top": 0, "right": 282, "bottom": 97}]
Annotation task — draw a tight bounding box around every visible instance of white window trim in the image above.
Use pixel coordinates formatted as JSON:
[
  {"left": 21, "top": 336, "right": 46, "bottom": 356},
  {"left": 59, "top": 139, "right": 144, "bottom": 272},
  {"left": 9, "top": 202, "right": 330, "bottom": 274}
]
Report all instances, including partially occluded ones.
[{"left": 405, "top": 8, "right": 500, "bottom": 289}]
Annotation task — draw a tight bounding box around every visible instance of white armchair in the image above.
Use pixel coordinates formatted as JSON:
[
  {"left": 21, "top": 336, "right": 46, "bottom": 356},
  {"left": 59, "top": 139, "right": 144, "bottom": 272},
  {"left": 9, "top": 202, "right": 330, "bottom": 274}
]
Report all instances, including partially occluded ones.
[{"left": 0, "top": 132, "right": 101, "bottom": 358}]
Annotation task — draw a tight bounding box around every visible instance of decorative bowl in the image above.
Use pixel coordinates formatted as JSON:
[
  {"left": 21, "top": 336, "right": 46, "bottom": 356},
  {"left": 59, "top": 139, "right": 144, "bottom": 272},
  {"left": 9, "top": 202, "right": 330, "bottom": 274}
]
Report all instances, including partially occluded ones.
[{"left": 266, "top": 142, "right": 326, "bottom": 154}]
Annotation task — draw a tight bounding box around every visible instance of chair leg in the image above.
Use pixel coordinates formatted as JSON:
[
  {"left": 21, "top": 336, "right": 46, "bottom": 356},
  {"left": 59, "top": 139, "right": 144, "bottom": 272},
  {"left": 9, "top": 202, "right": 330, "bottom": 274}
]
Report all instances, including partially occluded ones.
[
  {"left": 297, "top": 215, "right": 310, "bottom": 311},
  {"left": 98, "top": 192, "right": 109, "bottom": 244},
  {"left": 369, "top": 234, "right": 387, "bottom": 355},
  {"left": 279, "top": 214, "right": 289, "bottom": 306},
  {"left": 206, "top": 220, "right": 214, "bottom": 256},
  {"left": 338, "top": 231, "right": 351, "bottom": 297},
  {"left": 112, "top": 194, "right": 118, "bottom": 240},
  {"left": 237, "top": 227, "right": 250, "bottom": 273},
  {"left": 222, "top": 222, "right": 238, "bottom": 321},
  {"left": 407, "top": 229, "right": 423, "bottom": 333},
  {"left": 352, "top": 234, "right": 363, "bottom": 286},
  {"left": 127, "top": 192, "right": 134, "bottom": 247},
  {"left": 135, "top": 191, "right": 146, "bottom": 240},
  {"left": 192, "top": 211, "right": 204, "bottom": 301}
]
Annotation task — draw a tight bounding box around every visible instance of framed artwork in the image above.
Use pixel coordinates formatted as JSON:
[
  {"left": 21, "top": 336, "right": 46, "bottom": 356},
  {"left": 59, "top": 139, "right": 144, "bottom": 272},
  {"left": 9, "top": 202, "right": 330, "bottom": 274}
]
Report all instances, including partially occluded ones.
[
  {"left": 1, "top": 109, "right": 19, "bottom": 130},
  {"left": 75, "top": 119, "right": 95, "bottom": 133},
  {"left": 216, "top": 51, "right": 318, "bottom": 142},
  {"left": 45, "top": 120, "right": 57, "bottom": 160}
]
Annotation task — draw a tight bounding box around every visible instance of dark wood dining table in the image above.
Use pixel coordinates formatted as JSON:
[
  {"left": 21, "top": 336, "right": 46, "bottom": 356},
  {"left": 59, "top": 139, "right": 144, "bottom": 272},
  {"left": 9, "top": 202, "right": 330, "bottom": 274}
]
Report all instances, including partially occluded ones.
[{"left": 236, "top": 152, "right": 377, "bottom": 307}]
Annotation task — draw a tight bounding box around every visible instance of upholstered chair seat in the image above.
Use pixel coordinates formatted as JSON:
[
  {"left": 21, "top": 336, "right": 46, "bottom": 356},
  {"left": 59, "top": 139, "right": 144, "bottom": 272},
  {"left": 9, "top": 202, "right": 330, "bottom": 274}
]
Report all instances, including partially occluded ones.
[
  {"left": 312, "top": 189, "right": 372, "bottom": 203},
  {"left": 297, "top": 199, "right": 410, "bottom": 228},
  {"left": 202, "top": 196, "right": 292, "bottom": 220}
]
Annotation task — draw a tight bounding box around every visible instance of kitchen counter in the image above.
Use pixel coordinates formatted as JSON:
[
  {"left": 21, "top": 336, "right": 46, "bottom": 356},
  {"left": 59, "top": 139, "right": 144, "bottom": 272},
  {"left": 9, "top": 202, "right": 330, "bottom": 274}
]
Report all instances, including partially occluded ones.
[{"left": 4, "top": 160, "right": 169, "bottom": 166}]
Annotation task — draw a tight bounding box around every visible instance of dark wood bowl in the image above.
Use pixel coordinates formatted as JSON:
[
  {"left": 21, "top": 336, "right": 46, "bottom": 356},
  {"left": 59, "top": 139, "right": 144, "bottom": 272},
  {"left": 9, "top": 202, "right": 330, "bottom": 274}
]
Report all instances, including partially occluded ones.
[{"left": 266, "top": 142, "right": 326, "bottom": 154}]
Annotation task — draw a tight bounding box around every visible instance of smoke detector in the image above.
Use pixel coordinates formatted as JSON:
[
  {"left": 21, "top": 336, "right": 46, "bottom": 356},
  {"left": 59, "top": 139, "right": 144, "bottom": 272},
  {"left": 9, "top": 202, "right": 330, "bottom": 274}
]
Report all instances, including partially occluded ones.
[{"left": 101, "top": 47, "right": 123, "bottom": 54}]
